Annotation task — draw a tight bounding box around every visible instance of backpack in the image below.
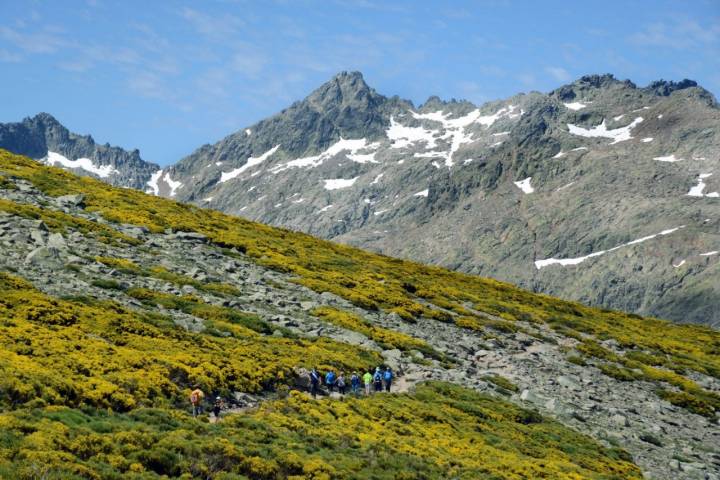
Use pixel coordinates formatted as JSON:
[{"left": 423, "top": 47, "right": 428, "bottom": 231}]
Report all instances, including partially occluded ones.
[
  {"left": 337, "top": 377, "right": 345, "bottom": 387},
  {"left": 374, "top": 372, "right": 382, "bottom": 383},
  {"left": 384, "top": 370, "right": 392, "bottom": 381},
  {"left": 326, "top": 372, "right": 335, "bottom": 384},
  {"left": 190, "top": 392, "right": 199, "bottom": 404}
]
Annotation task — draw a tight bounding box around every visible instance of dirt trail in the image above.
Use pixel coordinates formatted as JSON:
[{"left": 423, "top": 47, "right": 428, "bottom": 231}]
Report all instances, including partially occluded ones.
[{"left": 208, "top": 375, "right": 417, "bottom": 423}]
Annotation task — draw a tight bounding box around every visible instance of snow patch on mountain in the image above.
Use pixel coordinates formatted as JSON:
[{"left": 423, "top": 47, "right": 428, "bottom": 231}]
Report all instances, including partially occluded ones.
[
  {"left": 387, "top": 117, "right": 439, "bottom": 150},
  {"left": 700, "top": 251, "right": 718, "bottom": 256},
  {"left": 414, "top": 189, "right": 429, "bottom": 197},
  {"left": 514, "top": 177, "right": 534, "bottom": 194},
  {"left": 687, "top": 173, "right": 719, "bottom": 197},
  {"left": 146, "top": 169, "right": 163, "bottom": 195},
  {"left": 641, "top": 137, "right": 654, "bottom": 143},
  {"left": 567, "top": 117, "right": 643, "bottom": 144},
  {"left": 536, "top": 226, "right": 685, "bottom": 269},
  {"left": 220, "top": 145, "right": 280, "bottom": 183},
  {"left": 564, "top": 102, "right": 587, "bottom": 111},
  {"left": 163, "top": 172, "right": 183, "bottom": 197},
  {"left": 405, "top": 105, "right": 522, "bottom": 167},
  {"left": 324, "top": 177, "right": 359, "bottom": 190},
  {"left": 654, "top": 154, "right": 684, "bottom": 163},
  {"left": 272, "top": 138, "right": 378, "bottom": 173},
  {"left": 44, "top": 151, "right": 118, "bottom": 178}
]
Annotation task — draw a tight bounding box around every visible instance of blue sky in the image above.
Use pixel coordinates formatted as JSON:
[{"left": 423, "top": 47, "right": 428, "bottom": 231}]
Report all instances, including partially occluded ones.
[{"left": 1, "top": 0, "right": 718, "bottom": 166}]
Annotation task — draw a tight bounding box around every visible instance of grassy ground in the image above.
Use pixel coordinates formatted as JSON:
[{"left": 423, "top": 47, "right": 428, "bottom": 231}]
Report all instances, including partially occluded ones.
[{"left": 0, "top": 383, "right": 640, "bottom": 479}]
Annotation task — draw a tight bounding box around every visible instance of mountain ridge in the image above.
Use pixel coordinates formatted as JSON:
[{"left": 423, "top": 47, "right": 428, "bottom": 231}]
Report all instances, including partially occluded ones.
[
  {"left": 157, "top": 71, "right": 720, "bottom": 327},
  {"left": 0, "top": 112, "right": 160, "bottom": 190}
]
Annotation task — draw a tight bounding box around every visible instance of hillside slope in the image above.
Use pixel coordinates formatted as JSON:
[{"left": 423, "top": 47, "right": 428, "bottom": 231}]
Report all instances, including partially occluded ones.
[
  {"left": 1, "top": 149, "right": 719, "bottom": 479},
  {"left": 158, "top": 72, "right": 720, "bottom": 327}
]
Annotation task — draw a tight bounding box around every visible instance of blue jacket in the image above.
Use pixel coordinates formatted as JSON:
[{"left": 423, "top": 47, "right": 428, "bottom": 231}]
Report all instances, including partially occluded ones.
[
  {"left": 384, "top": 370, "right": 393, "bottom": 381},
  {"left": 325, "top": 372, "right": 336, "bottom": 385}
]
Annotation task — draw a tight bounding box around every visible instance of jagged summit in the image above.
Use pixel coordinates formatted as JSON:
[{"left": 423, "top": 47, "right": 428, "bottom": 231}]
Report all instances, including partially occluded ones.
[{"left": 0, "top": 113, "right": 159, "bottom": 189}]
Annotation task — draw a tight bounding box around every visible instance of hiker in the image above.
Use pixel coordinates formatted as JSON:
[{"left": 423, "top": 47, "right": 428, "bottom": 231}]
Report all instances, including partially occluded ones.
[
  {"left": 310, "top": 367, "right": 321, "bottom": 398},
  {"left": 190, "top": 386, "right": 205, "bottom": 418},
  {"left": 363, "top": 370, "right": 373, "bottom": 395},
  {"left": 325, "top": 369, "right": 336, "bottom": 393},
  {"left": 212, "top": 396, "right": 224, "bottom": 422},
  {"left": 337, "top": 372, "right": 346, "bottom": 395},
  {"left": 373, "top": 367, "right": 383, "bottom": 392},
  {"left": 383, "top": 367, "right": 393, "bottom": 392},
  {"left": 350, "top": 371, "right": 361, "bottom": 395}
]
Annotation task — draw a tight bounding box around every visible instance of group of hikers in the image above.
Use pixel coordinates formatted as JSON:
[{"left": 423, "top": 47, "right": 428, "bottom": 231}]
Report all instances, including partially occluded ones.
[
  {"left": 189, "top": 387, "right": 225, "bottom": 421},
  {"left": 188, "top": 366, "right": 395, "bottom": 419},
  {"left": 309, "top": 366, "right": 393, "bottom": 399}
]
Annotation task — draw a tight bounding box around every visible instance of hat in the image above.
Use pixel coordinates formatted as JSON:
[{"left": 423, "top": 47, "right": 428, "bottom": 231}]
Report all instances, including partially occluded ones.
[{"left": 216, "top": 396, "right": 221, "bottom": 400}]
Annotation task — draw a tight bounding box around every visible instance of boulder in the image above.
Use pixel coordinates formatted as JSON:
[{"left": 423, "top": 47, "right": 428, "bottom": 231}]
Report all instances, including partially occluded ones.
[
  {"left": 25, "top": 246, "right": 63, "bottom": 267},
  {"left": 47, "top": 233, "right": 67, "bottom": 250},
  {"left": 170, "top": 231, "right": 208, "bottom": 242},
  {"left": 557, "top": 375, "right": 580, "bottom": 390},
  {"left": 520, "top": 389, "right": 547, "bottom": 406},
  {"left": 56, "top": 194, "right": 86, "bottom": 208},
  {"left": 381, "top": 349, "right": 403, "bottom": 371},
  {"left": 610, "top": 414, "right": 630, "bottom": 428},
  {"left": 294, "top": 367, "right": 312, "bottom": 390},
  {"left": 29, "top": 229, "right": 47, "bottom": 246}
]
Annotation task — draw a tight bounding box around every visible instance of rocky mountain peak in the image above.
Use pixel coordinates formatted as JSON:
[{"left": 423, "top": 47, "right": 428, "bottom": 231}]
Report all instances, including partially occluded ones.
[
  {"left": 306, "top": 70, "right": 384, "bottom": 113},
  {"left": 550, "top": 74, "right": 637, "bottom": 101},
  {"left": 0, "top": 113, "right": 159, "bottom": 190},
  {"left": 27, "top": 112, "right": 63, "bottom": 128},
  {"left": 646, "top": 79, "right": 698, "bottom": 96}
]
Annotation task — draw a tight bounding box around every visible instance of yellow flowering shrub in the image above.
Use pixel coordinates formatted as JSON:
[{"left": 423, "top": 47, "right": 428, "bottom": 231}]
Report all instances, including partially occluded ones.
[
  {"left": 1, "top": 148, "right": 718, "bottom": 416},
  {"left": 312, "top": 306, "right": 439, "bottom": 359},
  {"left": 0, "top": 383, "right": 641, "bottom": 479},
  {"left": 0, "top": 272, "right": 380, "bottom": 411}
]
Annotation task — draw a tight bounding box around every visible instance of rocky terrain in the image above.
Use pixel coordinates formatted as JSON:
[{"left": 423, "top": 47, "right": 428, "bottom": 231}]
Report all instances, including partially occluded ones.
[
  {"left": 157, "top": 72, "right": 720, "bottom": 327},
  {"left": 0, "top": 112, "right": 160, "bottom": 189},
  {"left": 1, "top": 151, "right": 718, "bottom": 479}
]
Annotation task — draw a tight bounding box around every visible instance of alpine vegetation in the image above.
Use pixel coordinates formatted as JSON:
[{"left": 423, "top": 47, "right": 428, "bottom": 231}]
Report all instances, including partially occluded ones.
[{"left": 1, "top": 149, "right": 719, "bottom": 479}]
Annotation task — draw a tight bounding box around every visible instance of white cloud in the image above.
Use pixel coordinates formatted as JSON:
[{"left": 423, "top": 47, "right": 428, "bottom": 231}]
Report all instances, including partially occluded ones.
[
  {"left": 629, "top": 19, "right": 720, "bottom": 49},
  {"left": 545, "top": 66, "right": 571, "bottom": 82},
  {"left": 0, "top": 48, "right": 22, "bottom": 62},
  {"left": 0, "top": 25, "right": 72, "bottom": 54},
  {"left": 180, "top": 7, "right": 244, "bottom": 39}
]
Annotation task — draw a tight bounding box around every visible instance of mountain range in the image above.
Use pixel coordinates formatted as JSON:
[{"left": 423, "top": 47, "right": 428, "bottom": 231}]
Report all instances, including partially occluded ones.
[{"left": 2, "top": 72, "right": 718, "bottom": 327}]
